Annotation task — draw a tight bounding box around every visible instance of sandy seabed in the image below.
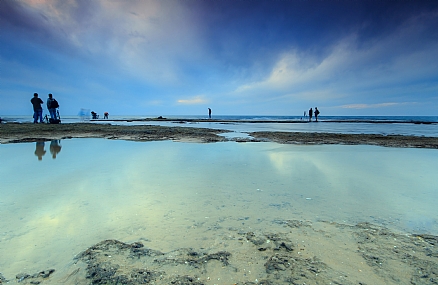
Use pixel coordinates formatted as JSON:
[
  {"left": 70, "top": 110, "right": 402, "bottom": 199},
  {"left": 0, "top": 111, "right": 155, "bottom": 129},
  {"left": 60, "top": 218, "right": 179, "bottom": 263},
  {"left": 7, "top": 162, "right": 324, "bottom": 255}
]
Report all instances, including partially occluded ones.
[{"left": 0, "top": 122, "right": 437, "bottom": 285}]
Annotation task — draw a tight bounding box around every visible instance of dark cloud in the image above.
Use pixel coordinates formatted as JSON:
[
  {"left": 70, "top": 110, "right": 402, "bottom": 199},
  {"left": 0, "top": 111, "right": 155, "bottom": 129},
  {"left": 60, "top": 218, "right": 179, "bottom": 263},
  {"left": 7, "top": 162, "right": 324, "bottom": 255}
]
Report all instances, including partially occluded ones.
[{"left": 192, "top": 0, "right": 438, "bottom": 59}]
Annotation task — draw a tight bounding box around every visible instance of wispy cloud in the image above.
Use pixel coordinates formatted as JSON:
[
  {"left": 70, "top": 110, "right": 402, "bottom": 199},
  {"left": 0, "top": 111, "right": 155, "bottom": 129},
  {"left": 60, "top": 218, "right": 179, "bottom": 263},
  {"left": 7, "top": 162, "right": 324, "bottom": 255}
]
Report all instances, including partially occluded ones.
[
  {"left": 232, "top": 11, "right": 438, "bottom": 106},
  {"left": 339, "top": 103, "right": 406, "bottom": 109},
  {"left": 177, "top": 96, "right": 208, "bottom": 105}
]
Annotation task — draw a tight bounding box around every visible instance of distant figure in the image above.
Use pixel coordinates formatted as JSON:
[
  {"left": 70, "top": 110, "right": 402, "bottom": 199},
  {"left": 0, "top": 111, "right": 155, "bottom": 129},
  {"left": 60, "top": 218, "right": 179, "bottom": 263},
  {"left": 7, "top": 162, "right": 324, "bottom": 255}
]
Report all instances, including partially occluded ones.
[
  {"left": 314, "top": 107, "right": 320, "bottom": 122},
  {"left": 79, "top": 108, "right": 90, "bottom": 121},
  {"left": 308, "top": 107, "right": 313, "bottom": 122},
  {"left": 304, "top": 111, "right": 307, "bottom": 117},
  {"left": 208, "top": 108, "right": 212, "bottom": 119},
  {"left": 50, "top": 140, "right": 62, "bottom": 159},
  {"left": 34, "top": 141, "right": 46, "bottom": 161},
  {"left": 104, "top": 112, "right": 109, "bottom": 119},
  {"left": 47, "top": 93, "right": 59, "bottom": 121},
  {"left": 31, "top": 93, "right": 44, "bottom": 123},
  {"left": 91, "top": 111, "right": 99, "bottom": 119}
]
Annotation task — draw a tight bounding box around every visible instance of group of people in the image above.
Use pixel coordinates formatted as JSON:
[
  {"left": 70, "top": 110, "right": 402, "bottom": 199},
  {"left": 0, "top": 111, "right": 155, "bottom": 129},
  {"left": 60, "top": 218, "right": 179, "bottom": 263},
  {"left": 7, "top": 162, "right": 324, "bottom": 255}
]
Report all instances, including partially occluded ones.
[
  {"left": 305, "top": 107, "right": 320, "bottom": 122},
  {"left": 30, "top": 93, "right": 59, "bottom": 123},
  {"left": 90, "top": 111, "right": 109, "bottom": 119},
  {"left": 31, "top": 93, "right": 110, "bottom": 122}
]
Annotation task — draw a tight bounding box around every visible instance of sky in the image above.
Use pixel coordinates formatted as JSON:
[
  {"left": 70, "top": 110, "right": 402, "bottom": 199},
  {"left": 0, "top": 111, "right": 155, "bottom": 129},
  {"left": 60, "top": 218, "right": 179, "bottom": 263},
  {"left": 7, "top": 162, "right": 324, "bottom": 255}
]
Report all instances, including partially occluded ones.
[{"left": 1, "top": 0, "right": 438, "bottom": 116}]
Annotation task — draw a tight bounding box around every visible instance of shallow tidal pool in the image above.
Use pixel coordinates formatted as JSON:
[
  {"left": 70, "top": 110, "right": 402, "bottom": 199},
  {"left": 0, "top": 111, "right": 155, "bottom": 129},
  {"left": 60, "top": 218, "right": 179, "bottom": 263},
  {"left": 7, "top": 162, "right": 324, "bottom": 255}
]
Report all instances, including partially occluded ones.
[{"left": 1, "top": 139, "right": 437, "bottom": 284}]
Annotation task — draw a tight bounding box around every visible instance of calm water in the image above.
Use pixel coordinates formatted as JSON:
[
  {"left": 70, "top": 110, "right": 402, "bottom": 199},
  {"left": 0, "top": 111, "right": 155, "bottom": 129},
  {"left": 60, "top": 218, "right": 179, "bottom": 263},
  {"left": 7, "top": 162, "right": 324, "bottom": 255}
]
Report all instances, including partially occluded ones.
[{"left": 0, "top": 138, "right": 437, "bottom": 281}]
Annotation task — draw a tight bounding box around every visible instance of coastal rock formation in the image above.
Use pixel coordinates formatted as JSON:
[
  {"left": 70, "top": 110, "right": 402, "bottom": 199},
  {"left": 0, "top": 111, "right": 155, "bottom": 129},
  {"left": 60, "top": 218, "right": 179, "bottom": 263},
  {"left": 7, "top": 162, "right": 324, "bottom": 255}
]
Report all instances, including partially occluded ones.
[
  {"left": 2, "top": 220, "right": 437, "bottom": 284},
  {"left": 1, "top": 122, "right": 438, "bottom": 148}
]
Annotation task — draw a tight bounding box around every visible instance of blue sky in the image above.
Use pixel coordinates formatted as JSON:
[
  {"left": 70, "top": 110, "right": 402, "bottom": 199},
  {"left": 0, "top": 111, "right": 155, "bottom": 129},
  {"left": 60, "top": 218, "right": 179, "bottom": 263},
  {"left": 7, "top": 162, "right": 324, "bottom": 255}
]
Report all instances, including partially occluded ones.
[{"left": 1, "top": 0, "right": 437, "bottom": 116}]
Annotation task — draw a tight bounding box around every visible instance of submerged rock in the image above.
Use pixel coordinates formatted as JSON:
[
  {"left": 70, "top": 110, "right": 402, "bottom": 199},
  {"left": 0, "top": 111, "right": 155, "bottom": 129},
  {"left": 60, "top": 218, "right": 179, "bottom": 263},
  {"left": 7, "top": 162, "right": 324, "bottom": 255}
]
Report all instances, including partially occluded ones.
[{"left": 15, "top": 269, "right": 55, "bottom": 284}]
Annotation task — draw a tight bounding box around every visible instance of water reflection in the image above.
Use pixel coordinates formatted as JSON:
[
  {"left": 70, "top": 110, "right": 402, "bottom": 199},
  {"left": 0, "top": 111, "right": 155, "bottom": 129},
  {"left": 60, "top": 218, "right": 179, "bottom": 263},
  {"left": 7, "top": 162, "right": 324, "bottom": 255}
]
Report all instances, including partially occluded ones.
[
  {"left": 50, "top": 140, "right": 62, "bottom": 159},
  {"left": 34, "top": 140, "right": 62, "bottom": 160},
  {"left": 1, "top": 139, "right": 437, "bottom": 281},
  {"left": 34, "top": 141, "right": 46, "bottom": 160}
]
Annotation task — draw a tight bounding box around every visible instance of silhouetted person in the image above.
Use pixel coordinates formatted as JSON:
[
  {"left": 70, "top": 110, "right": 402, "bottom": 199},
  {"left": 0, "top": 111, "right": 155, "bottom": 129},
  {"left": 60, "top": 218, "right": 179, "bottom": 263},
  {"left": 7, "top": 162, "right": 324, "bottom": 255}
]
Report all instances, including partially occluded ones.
[
  {"left": 31, "top": 93, "right": 44, "bottom": 123},
  {"left": 208, "top": 108, "right": 212, "bottom": 119},
  {"left": 47, "top": 93, "right": 59, "bottom": 120},
  {"left": 35, "top": 141, "right": 46, "bottom": 161},
  {"left": 50, "top": 140, "right": 62, "bottom": 159},
  {"left": 104, "top": 112, "right": 109, "bottom": 119},
  {"left": 308, "top": 108, "right": 313, "bottom": 122},
  {"left": 91, "top": 111, "right": 99, "bottom": 119},
  {"left": 314, "top": 107, "right": 320, "bottom": 122}
]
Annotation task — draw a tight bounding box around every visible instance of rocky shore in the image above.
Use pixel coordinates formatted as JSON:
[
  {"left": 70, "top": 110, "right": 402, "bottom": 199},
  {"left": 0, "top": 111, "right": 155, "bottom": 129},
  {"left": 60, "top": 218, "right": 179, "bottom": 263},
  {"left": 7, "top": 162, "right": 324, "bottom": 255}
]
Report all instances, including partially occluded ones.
[
  {"left": 1, "top": 122, "right": 437, "bottom": 148},
  {"left": 2, "top": 221, "right": 437, "bottom": 284}
]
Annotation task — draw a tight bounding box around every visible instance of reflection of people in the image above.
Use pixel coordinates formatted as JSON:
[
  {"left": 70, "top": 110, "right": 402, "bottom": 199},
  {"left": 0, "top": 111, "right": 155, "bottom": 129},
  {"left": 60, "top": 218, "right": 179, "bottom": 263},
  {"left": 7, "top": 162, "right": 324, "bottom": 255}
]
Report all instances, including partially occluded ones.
[
  {"left": 31, "top": 93, "right": 44, "bottom": 123},
  {"left": 35, "top": 141, "right": 46, "bottom": 161},
  {"left": 104, "top": 112, "right": 109, "bottom": 119},
  {"left": 50, "top": 140, "right": 62, "bottom": 159},
  {"left": 308, "top": 107, "right": 313, "bottom": 122},
  {"left": 314, "top": 107, "right": 320, "bottom": 122},
  {"left": 47, "top": 93, "right": 59, "bottom": 120},
  {"left": 208, "top": 108, "right": 212, "bottom": 119}
]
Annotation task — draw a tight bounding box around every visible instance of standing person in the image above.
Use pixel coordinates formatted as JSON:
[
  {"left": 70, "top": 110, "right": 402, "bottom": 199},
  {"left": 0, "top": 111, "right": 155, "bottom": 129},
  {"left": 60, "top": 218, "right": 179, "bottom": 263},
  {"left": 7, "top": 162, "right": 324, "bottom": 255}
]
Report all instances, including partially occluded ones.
[
  {"left": 308, "top": 107, "right": 313, "bottom": 122},
  {"left": 104, "top": 112, "right": 109, "bottom": 119},
  {"left": 47, "top": 93, "right": 59, "bottom": 121},
  {"left": 208, "top": 108, "right": 212, "bottom": 119},
  {"left": 314, "top": 107, "right": 320, "bottom": 122},
  {"left": 31, "top": 93, "right": 44, "bottom": 123}
]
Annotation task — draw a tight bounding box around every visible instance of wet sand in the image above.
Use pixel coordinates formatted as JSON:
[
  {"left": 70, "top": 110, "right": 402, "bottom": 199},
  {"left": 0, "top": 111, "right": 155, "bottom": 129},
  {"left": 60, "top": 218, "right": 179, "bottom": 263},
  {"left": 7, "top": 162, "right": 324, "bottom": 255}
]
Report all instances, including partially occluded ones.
[{"left": 1, "top": 122, "right": 437, "bottom": 148}]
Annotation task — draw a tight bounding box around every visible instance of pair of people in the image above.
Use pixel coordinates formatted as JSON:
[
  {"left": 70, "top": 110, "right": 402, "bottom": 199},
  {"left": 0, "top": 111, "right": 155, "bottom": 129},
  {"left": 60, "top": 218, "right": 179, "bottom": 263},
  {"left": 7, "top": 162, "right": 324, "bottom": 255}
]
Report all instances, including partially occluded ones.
[
  {"left": 90, "top": 111, "right": 109, "bottom": 119},
  {"left": 30, "top": 93, "right": 59, "bottom": 123},
  {"left": 308, "top": 107, "right": 320, "bottom": 122}
]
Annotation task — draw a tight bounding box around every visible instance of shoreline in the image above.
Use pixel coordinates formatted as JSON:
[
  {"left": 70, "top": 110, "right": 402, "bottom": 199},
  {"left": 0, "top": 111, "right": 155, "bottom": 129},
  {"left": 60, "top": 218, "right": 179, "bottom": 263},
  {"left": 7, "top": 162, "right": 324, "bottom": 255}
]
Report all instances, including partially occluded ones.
[
  {"left": 91, "top": 117, "right": 437, "bottom": 124},
  {"left": 0, "top": 122, "right": 437, "bottom": 148}
]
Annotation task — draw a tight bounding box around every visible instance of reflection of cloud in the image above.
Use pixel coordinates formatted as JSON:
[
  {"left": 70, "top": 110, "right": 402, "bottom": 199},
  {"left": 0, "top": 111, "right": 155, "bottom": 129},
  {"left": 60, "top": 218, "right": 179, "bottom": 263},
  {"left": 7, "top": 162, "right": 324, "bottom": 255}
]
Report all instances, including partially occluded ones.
[{"left": 177, "top": 96, "right": 208, "bottom": 105}]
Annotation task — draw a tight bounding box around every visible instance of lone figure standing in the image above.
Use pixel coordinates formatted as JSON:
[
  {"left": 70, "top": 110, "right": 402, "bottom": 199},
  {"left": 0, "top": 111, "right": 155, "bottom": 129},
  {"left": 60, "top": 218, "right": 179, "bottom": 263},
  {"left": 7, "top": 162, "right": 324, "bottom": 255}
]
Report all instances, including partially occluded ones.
[
  {"left": 31, "top": 93, "right": 44, "bottom": 123},
  {"left": 314, "top": 107, "right": 320, "bottom": 122},
  {"left": 208, "top": 108, "right": 212, "bottom": 119},
  {"left": 308, "top": 107, "right": 313, "bottom": 122}
]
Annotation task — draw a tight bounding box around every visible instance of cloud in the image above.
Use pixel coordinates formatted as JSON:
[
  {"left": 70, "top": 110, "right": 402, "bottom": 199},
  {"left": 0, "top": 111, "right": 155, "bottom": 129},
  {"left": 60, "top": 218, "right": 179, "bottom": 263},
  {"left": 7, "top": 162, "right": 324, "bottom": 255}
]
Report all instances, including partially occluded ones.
[
  {"left": 232, "top": 10, "right": 438, "bottom": 105},
  {"left": 177, "top": 96, "right": 208, "bottom": 105},
  {"left": 4, "top": 0, "right": 205, "bottom": 85},
  {"left": 339, "top": 103, "right": 409, "bottom": 109}
]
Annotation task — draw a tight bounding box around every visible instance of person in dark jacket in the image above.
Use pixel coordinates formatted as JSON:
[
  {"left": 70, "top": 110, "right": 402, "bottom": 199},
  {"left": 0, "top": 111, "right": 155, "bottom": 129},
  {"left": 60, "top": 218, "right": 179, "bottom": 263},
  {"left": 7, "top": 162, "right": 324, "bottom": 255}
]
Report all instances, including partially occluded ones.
[
  {"left": 31, "top": 93, "right": 44, "bottom": 123},
  {"left": 47, "top": 93, "right": 58, "bottom": 120}
]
